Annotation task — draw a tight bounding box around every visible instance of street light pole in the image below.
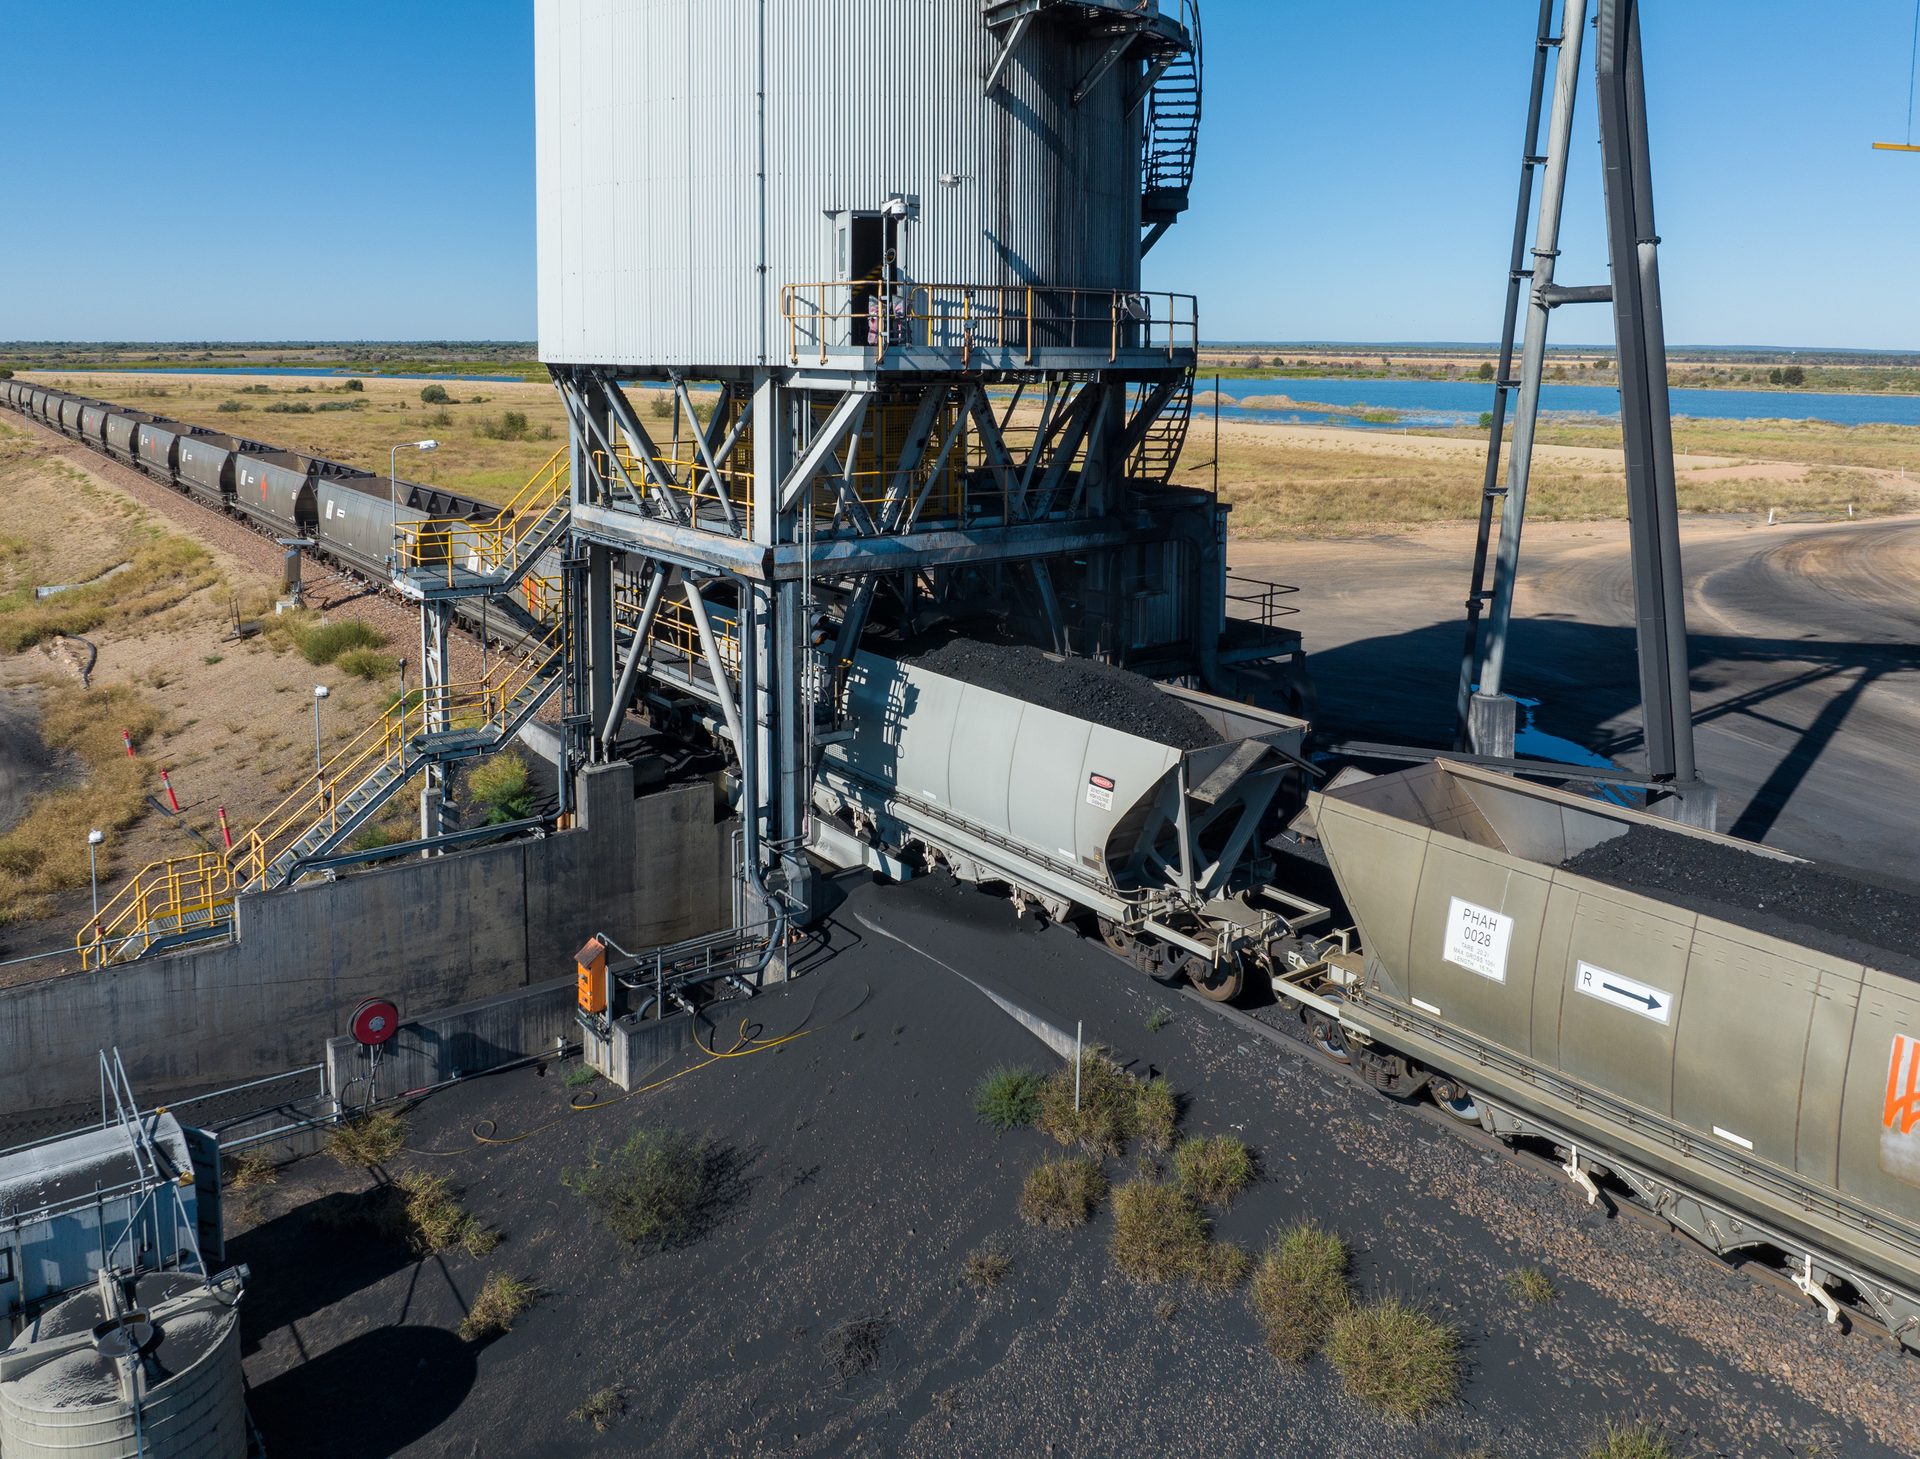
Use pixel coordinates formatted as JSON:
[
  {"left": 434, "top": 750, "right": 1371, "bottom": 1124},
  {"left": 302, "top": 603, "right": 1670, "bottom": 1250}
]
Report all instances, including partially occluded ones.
[
  {"left": 390, "top": 439, "right": 441, "bottom": 567},
  {"left": 312, "top": 684, "right": 330, "bottom": 780},
  {"left": 87, "top": 828, "right": 104, "bottom": 923}
]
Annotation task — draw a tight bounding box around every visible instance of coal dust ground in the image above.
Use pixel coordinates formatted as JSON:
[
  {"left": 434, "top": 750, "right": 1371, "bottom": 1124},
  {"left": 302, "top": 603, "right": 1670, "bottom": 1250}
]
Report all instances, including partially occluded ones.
[
  {"left": 232, "top": 874, "right": 1919, "bottom": 1459},
  {"left": 1566, "top": 824, "right": 1920, "bottom": 978},
  {"left": 902, "top": 639, "right": 1220, "bottom": 750}
]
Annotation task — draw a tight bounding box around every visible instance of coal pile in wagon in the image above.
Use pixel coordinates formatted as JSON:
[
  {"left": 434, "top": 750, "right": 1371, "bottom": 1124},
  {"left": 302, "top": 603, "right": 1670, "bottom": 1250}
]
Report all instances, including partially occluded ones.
[
  {"left": 903, "top": 640, "right": 1220, "bottom": 751},
  {"left": 1565, "top": 825, "right": 1920, "bottom": 978}
]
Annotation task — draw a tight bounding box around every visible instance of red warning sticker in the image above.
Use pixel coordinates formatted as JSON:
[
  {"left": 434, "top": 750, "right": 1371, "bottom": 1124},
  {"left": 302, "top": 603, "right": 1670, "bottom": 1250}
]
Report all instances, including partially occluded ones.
[{"left": 1086, "top": 773, "right": 1115, "bottom": 810}]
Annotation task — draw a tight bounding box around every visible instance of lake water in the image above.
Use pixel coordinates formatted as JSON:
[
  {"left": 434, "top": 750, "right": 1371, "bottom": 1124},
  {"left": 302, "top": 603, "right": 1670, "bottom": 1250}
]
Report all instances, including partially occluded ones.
[
  {"left": 46, "top": 366, "right": 531, "bottom": 384},
  {"left": 1201, "top": 375, "right": 1920, "bottom": 430}
]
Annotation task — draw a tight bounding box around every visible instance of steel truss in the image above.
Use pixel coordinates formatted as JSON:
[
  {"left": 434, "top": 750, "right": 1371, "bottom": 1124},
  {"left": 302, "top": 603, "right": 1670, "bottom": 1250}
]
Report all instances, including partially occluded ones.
[{"left": 548, "top": 357, "right": 1228, "bottom": 923}]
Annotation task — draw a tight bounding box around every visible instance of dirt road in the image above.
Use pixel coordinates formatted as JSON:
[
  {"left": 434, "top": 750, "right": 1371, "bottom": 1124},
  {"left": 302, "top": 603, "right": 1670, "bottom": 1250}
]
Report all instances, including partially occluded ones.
[{"left": 1232, "top": 513, "right": 1920, "bottom": 872}]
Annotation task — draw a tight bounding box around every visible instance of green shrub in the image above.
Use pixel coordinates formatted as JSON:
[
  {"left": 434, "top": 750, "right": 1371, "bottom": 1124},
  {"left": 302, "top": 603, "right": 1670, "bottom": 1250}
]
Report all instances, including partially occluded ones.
[
  {"left": 571, "top": 1387, "right": 627, "bottom": 1432},
  {"left": 420, "top": 383, "right": 452, "bottom": 404},
  {"left": 294, "top": 618, "right": 385, "bottom": 666},
  {"left": 337, "top": 647, "right": 399, "bottom": 681},
  {"left": 1326, "top": 1297, "right": 1461, "bottom": 1418},
  {"left": 1108, "top": 1179, "right": 1208, "bottom": 1284},
  {"left": 972, "top": 1065, "right": 1042, "bottom": 1130},
  {"left": 264, "top": 401, "right": 313, "bottom": 414},
  {"left": 216, "top": 399, "right": 247, "bottom": 413},
  {"left": 459, "top": 1272, "right": 536, "bottom": 1340},
  {"left": 467, "top": 749, "right": 533, "bottom": 823},
  {"left": 343, "top": 377, "right": 364, "bottom": 391},
  {"left": 1018, "top": 1157, "right": 1108, "bottom": 1229},
  {"left": 1248, "top": 1221, "right": 1351, "bottom": 1363},
  {"left": 565, "top": 1127, "right": 716, "bottom": 1252},
  {"left": 1583, "top": 1423, "right": 1677, "bottom": 1459},
  {"left": 1174, "top": 1134, "right": 1253, "bottom": 1207},
  {"left": 477, "top": 408, "right": 532, "bottom": 441}
]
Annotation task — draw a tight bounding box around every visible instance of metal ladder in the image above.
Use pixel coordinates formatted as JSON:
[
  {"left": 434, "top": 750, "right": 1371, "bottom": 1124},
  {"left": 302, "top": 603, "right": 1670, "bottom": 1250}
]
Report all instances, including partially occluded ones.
[
  {"left": 1142, "top": 0, "right": 1203, "bottom": 254},
  {"left": 1128, "top": 369, "right": 1195, "bottom": 485}
]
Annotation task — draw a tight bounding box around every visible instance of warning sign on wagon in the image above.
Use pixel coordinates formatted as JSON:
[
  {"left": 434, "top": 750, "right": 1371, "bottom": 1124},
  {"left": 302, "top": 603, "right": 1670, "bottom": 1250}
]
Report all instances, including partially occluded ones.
[
  {"left": 1441, "top": 897, "right": 1512, "bottom": 983},
  {"left": 1086, "top": 773, "right": 1115, "bottom": 810}
]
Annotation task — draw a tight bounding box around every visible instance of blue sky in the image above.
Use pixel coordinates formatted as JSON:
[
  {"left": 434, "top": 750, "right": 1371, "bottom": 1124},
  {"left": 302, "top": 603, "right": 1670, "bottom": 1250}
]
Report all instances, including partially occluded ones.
[{"left": 5, "top": 1, "right": 1920, "bottom": 348}]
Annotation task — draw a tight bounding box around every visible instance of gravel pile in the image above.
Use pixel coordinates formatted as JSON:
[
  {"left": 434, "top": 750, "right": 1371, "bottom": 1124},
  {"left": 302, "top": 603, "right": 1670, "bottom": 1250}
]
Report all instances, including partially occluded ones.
[
  {"left": 902, "top": 640, "right": 1220, "bottom": 751},
  {"left": 1565, "top": 825, "right": 1920, "bottom": 978}
]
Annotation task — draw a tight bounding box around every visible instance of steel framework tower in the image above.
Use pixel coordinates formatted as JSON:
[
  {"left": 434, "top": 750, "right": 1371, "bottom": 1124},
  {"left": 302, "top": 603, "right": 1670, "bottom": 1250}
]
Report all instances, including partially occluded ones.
[{"left": 533, "top": 1, "right": 1272, "bottom": 933}]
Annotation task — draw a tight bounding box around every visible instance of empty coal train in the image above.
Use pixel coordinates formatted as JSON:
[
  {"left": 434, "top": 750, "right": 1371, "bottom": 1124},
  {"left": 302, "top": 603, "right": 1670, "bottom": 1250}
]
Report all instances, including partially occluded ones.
[
  {"left": 809, "top": 639, "right": 1920, "bottom": 1355},
  {"left": 2, "top": 378, "right": 497, "bottom": 590}
]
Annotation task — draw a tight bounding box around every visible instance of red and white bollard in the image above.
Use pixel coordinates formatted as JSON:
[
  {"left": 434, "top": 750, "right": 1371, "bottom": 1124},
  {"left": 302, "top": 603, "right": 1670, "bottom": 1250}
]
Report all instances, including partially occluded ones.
[
  {"left": 121, "top": 728, "right": 135, "bottom": 758},
  {"left": 217, "top": 806, "right": 232, "bottom": 851},
  {"left": 159, "top": 768, "right": 181, "bottom": 814}
]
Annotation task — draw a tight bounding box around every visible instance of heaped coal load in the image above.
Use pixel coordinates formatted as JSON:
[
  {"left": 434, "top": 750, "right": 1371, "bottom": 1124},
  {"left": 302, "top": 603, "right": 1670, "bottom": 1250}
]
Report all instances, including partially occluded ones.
[
  {"left": 902, "top": 640, "right": 1220, "bottom": 751},
  {"left": 1564, "top": 825, "right": 1920, "bottom": 979}
]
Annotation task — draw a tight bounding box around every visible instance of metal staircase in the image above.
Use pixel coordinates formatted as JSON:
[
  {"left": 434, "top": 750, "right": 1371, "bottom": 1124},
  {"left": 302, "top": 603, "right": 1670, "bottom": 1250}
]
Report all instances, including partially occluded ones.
[
  {"left": 1128, "top": 370, "right": 1195, "bottom": 485},
  {"left": 77, "top": 457, "right": 575, "bottom": 970},
  {"left": 1141, "top": 0, "right": 1202, "bottom": 254}
]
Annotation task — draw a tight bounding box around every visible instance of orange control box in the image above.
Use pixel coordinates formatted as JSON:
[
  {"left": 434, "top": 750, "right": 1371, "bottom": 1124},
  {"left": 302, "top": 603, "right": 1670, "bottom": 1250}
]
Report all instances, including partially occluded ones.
[{"left": 575, "top": 936, "right": 608, "bottom": 1015}]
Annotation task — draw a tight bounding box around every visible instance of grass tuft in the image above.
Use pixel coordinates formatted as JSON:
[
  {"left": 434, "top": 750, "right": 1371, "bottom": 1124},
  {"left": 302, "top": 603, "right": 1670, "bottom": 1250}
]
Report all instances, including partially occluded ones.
[
  {"left": 1036, "top": 1048, "right": 1148, "bottom": 1157},
  {"left": 1248, "top": 1221, "right": 1352, "bottom": 1363},
  {"left": 381, "top": 1171, "right": 497, "bottom": 1258},
  {"left": 292, "top": 617, "right": 386, "bottom": 666},
  {"left": 1583, "top": 1422, "right": 1677, "bottom": 1459},
  {"left": 1505, "top": 1266, "right": 1558, "bottom": 1306},
  {"left": 1191, "top": 1239, "right": 1252, "bottom": 1294},
  {"left": 962, "top": 1242, "right": 1013, "bottom": 1292},
  {"left": 563, "top": 1063, "right": 599, "bottom": 1089},
  {"left": 326, "top": 1109, "right": 406, "bottom": 1168},
  {"left": 336, "top": 646, "right": 399, "bottom": 681},
  {"left": 1326, "top": 1297, "right": 1461, "bottom": 1418},
  {"left": 1173, "top": 1134, "right": 1254, "bottom": 1207},
  {"left": 566, "top": 1127, "right": 719, "bottom": 1252},
  {"left": 1108, "top": 1178, "right": 1209, "bottom": 1284},
  {"left": 466, "top": 749, "right": 533, "bottom": 824},
  {"left": 972, "top": 1065, "right": 1043, "bottom": 1130},
  {"left": 459, "top": 1272, "right": 537, "bottom": 1341},
  {"left": 570, "top": 1387, "right": 628, "bottom": 1432},
  {"left": 225, "top": 1150, "right": 278, "bottom": 1193},
  {"left": 1018, "top": 1157, "right": 1108, "bottom": 1229},
  {"left": 1132, "top": 1076, "right": 1179, "bottom": 1154}
]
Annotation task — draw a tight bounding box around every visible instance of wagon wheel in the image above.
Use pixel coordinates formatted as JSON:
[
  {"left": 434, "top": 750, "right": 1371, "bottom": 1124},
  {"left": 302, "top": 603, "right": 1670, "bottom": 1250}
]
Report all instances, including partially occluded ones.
[
  {"left": 1096, "top": 917, "right": 1133, "bottom": 957},
  {"left": 1428, "top": 1077, "right": 1484, "bottom": 1125},
  {"left": 1305, "top": 997, "right": 1351, "bottom": 1063},
  {"left": 1187, "top": 955, "right": 1243, "bottom": 1003}
]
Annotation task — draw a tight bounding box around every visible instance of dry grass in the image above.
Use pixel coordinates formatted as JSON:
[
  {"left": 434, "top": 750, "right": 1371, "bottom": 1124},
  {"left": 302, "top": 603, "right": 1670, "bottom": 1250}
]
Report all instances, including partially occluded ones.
[
  {"left": 570, "top": 1387, "right": 628, "bottom": 1433},
  {"left": 1190, "top": 1239, "right": 1252, "bottom": 1294},
  {"left": 326, "top": 1109, "right": 407, "bottom": 1168},
  {"left": 225, "top": 1150, "right": 278, "bottom": 1193},
  {"left": 1248, "top": 1221, "right": 1352, "bottom": 1364},
  {"left": 458, "top": 1272, "right": 537, "bottom": 1341},
  {"left": 1505, "top": 1266, "right": 1558, "bottom": 1306},
  {"left": 1108, "top": 1178, "right": 1210, "bottom": 1285},
  {"left": 0, "top": 533, "right": 217, "bottom": 654},
  {"left": 0, "top": 683, "right": 165, "bottom": 928},
  {"left": 1583, "top": 1422, "right": 1678, "bottom": 1459},
  {"left": 1018, "top": 1157, "right": 1108, "bottom": 1229},
  {"left": 961, "top": 1242, "right": 1014, "bottom": 1292},
  {"left": 1326, "top": 1297, "right": 1462, "bottom": 1418},
  {"left": 1173, "top": 1134, "right": 1254, "bottom": 1208},
  {"left": 465, "top": 749, "right": 533, "bottom": 824},
  {"left": 1035, "top": 1049, "right": 1171, "bottom": 1158},
  {"left": 380, "top": 1171, "right": 498, "bottom": 1258}
]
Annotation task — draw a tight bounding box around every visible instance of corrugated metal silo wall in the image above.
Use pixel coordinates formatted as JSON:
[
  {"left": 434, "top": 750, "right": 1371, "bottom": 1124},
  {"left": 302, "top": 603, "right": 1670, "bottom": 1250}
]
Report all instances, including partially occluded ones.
[{"left": 538, "top": 0, "right": 1147, "bottom": 368}]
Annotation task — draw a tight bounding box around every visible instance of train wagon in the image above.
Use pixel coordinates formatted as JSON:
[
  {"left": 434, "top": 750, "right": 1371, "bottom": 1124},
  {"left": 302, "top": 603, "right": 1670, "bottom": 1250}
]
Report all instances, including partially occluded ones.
[
  {"left": 1303, "top": 758, "right": 1920, "bottom": 1352},
  {"left": 235, "top": 449, "right": 320, "bottom": 535},
  {"left": 103, "top": 408, "right": 161, "bottom": 465},
  {"left": 134, "top": 417, "right": 195, "bottom": 483},
  {"left": 179, "top": 432, "right": 260, "bottom": 510},
  {"left": 77, "top": 401, "right": 111, "bottom": 446}
]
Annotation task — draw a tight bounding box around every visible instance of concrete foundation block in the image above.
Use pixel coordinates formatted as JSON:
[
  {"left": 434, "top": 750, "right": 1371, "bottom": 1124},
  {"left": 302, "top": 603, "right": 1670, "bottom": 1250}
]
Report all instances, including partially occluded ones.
[{"left": 583, "top": 1009, "right": 698, "bottom": 1091}]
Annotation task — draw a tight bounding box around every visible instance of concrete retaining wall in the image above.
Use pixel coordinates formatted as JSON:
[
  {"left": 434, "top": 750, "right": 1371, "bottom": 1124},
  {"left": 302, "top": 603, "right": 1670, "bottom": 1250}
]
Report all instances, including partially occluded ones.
[
  {"left": 0, "top": 764, "right": 734, "bottom": 1112},
  {"left": 325, "top": 975, "right": 579, "bottom": 1107}
]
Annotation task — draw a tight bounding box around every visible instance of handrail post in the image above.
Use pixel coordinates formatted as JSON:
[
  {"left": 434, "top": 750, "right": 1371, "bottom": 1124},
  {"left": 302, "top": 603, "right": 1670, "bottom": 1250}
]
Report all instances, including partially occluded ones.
[{"left": 1025, "top": 287, "right": 1034, "bottom": 364}]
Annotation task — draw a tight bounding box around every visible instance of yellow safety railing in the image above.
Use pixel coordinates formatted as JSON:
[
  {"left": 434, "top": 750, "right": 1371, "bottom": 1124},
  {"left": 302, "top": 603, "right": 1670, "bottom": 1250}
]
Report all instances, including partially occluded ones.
[
  {"left": 780, "top": 281, "right": 1199, "bottom": 368},
  {"left": 594, "top": 394, "right": 967, "bottom": 527},
  {"left": 400, "top": 446, "right": 571, "bottom": 586},
  {"left": 78, "top": 621, "right": 570, "bottom": 967},
  {"left": 78, "top": 854, "right": 235, "bottom": 969},
  {"left": 648, "top": 596, "right": 741, "bottom": 675}
]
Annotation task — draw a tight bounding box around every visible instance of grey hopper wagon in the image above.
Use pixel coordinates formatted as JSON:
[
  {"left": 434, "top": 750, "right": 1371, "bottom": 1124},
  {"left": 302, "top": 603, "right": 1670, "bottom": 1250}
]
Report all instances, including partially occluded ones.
[
  {"left": 1303, "top": 759, "right": 1920, "bottom": 1351},
  {"left": 77, "top": 402, "right": 111, "bottom": 446},
  {"left": 103, "top": 408, "right": 160, "bottom": 465},
  {"left": 57, "top": 396, "right": 87, "bottom": 434},
  {"left": 813, "top": 650, "right": 1325, "bottom": 998},
  {"left": 180, "top": 433, "right": 263, "bottom": 512},
  {"left": 235, "top": 448, "right": 320, "bottom": 534},
  {"left": 135, "top": 418, "right": 197, "bottom": 485}
]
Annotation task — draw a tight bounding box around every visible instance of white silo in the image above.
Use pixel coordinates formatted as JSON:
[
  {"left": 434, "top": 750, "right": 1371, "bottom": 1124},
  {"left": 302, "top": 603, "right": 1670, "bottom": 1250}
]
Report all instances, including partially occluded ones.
[
  {"left": 0, "top": 1268, "right": 248, "bottom": 1459},
  {"left": 532, "top": 1, "right": 1273, "bottom": 933}
]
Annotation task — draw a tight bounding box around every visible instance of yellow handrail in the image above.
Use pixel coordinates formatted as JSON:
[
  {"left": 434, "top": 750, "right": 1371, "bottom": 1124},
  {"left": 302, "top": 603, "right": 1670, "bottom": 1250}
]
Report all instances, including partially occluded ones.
[
  {"left": 78, "top": 854, "right": 234, "bottom": 970},
  {"left": 400, "top": 447, "right": 570, "bottom": 586}
]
